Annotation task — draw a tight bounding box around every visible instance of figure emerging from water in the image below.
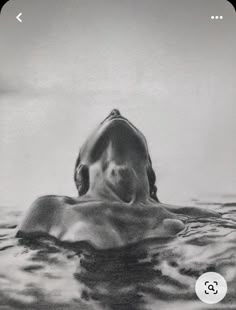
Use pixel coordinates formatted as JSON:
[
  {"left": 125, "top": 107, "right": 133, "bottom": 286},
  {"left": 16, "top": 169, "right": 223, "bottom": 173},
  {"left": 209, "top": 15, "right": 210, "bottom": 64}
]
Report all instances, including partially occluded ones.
[{"left": 17, "top": 109, "right": 219, "bottom": 249}]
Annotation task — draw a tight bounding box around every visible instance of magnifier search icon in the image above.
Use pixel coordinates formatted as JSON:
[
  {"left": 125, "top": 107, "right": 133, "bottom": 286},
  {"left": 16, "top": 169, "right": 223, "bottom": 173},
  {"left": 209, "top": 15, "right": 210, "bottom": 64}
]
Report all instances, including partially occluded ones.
[
  {"left": 208, "top": 284, "right": 215, "bottom": 292},
  {"left": 195, "top": 272, "right": 227, "bottom": 304}
]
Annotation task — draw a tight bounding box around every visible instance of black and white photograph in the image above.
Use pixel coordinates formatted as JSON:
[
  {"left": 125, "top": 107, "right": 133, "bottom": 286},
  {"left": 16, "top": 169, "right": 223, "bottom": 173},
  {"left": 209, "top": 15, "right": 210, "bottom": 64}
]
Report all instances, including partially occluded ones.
[{"left": 0, "top": 0, "right": 236, "bottom": 309}]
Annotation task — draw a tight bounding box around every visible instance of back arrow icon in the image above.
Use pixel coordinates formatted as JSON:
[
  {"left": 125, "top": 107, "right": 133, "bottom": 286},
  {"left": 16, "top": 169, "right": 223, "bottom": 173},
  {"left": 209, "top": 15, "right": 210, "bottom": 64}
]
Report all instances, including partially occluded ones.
[{"left": 16, "top": 13, "right": 22, "bottom": 22}]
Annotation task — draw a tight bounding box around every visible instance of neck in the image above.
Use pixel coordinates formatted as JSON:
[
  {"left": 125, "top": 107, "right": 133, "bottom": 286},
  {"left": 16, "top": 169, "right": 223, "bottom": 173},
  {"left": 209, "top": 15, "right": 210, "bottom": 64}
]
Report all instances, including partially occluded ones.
[{"left": 86, "top": 160, "right": 150, "bottom": 203}]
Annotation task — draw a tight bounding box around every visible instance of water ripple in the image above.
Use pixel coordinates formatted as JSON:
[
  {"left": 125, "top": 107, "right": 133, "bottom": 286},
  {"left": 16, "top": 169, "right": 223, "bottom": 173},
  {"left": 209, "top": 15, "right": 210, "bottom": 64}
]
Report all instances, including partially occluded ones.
[{"left": 0, "top": 202, "right": 236, "bottom": 310}]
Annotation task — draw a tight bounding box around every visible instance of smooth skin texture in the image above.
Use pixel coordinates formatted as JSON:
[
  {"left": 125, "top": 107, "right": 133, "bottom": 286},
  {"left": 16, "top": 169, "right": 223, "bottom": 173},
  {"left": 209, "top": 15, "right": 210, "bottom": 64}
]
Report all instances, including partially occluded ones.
[{"left": 17, "top": 109, "right": 219, "bottom": 249}]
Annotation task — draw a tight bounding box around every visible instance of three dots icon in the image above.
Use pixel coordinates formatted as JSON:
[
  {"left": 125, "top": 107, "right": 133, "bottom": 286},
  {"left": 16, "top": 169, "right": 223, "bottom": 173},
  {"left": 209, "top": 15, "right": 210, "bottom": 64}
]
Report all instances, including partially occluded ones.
[{"left": 211, "top": 16, "right": 223, "bottom": 19}]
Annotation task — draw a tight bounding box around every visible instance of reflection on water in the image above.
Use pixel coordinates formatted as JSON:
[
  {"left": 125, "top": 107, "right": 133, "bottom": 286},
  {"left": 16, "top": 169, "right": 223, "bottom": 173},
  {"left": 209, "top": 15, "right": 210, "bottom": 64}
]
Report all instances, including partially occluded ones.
[{"left": 0, "top": 199, "right": 236, "bottom": 310}]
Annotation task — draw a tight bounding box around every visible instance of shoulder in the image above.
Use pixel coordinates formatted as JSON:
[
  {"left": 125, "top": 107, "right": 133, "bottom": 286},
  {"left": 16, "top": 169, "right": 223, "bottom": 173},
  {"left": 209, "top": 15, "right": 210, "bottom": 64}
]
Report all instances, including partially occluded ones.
[
  {"left": 17, "top": 195, "right": 73, "bottom": 236},
  {"left": 160, "top": 203, "right": 220, "bottom": 218}
]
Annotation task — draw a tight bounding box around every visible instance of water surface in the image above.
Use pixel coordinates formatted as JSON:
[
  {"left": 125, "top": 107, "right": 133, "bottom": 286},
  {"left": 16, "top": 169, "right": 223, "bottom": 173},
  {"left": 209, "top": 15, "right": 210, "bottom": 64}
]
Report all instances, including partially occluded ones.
[{"left": 0, "top": 199, "right": 236, "bottom": 310}]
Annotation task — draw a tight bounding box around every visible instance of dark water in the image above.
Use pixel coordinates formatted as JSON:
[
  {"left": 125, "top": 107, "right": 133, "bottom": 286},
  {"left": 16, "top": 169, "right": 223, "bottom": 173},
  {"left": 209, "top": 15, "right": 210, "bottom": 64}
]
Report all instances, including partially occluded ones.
[{"left": 1, "top": 200, "right": 236, "bottom": 310}]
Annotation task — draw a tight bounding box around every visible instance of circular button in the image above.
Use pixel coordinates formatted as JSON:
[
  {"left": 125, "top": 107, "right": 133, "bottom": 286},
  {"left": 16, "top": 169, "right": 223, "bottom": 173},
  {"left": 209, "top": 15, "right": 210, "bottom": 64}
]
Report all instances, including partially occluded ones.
[{"left": 195, "top": 272, "right": 227, "bottom": 304}]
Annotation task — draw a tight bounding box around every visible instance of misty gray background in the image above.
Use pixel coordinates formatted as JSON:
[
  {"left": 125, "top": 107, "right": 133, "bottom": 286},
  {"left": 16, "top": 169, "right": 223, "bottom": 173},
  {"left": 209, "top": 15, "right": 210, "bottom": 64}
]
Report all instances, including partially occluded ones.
[{"left": 0, "top": 0, "right": 235, "bottom": 208}]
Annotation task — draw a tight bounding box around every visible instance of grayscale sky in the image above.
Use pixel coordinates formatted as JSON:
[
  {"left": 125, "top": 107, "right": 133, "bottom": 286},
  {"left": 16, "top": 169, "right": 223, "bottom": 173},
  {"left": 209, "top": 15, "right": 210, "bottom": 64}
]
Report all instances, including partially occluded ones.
[{"left": 0, "top": 0, "right": 235, "bottom": 208}]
